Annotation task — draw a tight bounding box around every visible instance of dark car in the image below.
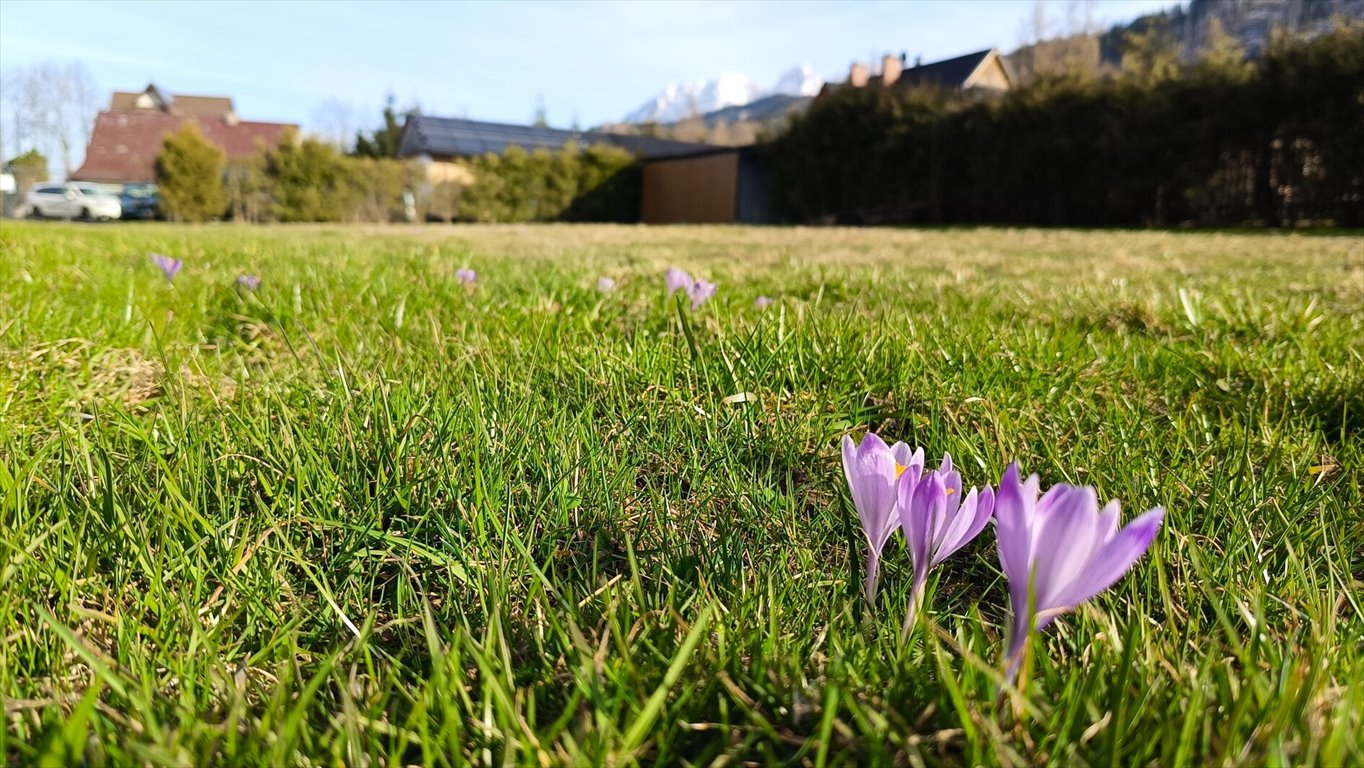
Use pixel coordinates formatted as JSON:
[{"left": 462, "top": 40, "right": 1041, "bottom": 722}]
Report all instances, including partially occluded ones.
[{"left": 119, "top": 183, "right": 160, "bottom": 220}]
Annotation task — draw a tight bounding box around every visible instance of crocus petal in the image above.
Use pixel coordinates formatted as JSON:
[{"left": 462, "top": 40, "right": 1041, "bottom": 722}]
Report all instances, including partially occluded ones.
[
  {"left": 919, "top": 473, "right": 948, "bottom": 580},
  {"left": 896, "top": 469, "right": 932, "bottom": 586},
  {"left": 1029, "top": 486, "right": 1107, "bottom": 614},
  {"left": 994, "top": 464, "right": 1035, "bottom": 587},
  {"left": 1052, "top": 507, "right": 1165, "bottom": 610},
  {"left": 665, "top": 267, "right": 693, "bottom": 295},
  {"left": 598, "top": 276, "right": 616, "bottom": 293},
  {"left": 150, "top": 253, "right": 182, "bottom": 281},
  {"left": 959, "top": 485, "right": 996, "bottom": 551},
  {"left": 687, "top": 278, "right": 717, "bottom": 309},
  {"left": 930, "top": 486, "right": 980, "bottom": 566},
  {"left": 843, "top": 434, "right": 900, "bottom": 549}
]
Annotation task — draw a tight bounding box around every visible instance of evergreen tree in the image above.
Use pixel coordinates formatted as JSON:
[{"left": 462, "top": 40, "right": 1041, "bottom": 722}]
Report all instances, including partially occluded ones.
[
  {"left": 353, "top": 94, "right": 407, "bottom": 158},
  {"left": 156, "top": 123, "right": 227, "bottom": 222},
  {"left": 267, "top": 130, "right": 357, "bottom": 221}
]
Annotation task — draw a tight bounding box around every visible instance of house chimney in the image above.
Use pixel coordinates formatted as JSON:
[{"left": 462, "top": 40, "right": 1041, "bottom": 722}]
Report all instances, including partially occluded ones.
[
  {"left": 882, "top": 54, "right": 902, "bottom": 86},
  {"left": 850, "top": 61, "right": 869, "bottom": 87}
]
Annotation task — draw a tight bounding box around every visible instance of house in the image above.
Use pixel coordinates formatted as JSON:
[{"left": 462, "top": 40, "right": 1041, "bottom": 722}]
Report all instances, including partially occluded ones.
[
  {"left": 71, "top": 84, "right": 296, "bottom": 186},
  {"left": 395, "top": 114, "right": 716, "bottom": 220},
  {"left": 818, "top": 48, "right": 1014, "bottom": 99},
  {"left": 641, "top": 146, "right": 771, "bottom": 224},
  {"left": 396, "top": 113, "right": 713, "bottom": 186}
]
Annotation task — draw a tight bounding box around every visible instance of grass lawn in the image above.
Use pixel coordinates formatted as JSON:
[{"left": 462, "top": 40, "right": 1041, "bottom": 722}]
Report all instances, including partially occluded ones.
[{"left": 1, "top": 221, "right": 1361, "bottom": 765}]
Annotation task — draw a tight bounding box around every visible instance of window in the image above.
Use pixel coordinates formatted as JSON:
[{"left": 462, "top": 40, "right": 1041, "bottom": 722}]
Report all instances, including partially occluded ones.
[{"left": 36, "top": 186, "right": 63, "bottom": 195}]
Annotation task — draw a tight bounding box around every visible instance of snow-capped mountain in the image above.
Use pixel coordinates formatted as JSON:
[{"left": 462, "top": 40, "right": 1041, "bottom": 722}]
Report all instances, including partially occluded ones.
[
  {"left": 771, "top": 65, "right": 824, "bottom": 98},
  {"left": 624, "top": 73, "right": 764, "bottom": 124},
  {"left": 624, "top": 65, "right": 824, "bottom": 124}
]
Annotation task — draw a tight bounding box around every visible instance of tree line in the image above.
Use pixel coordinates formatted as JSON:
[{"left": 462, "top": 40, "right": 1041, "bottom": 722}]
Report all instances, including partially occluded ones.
[
  {"left": 765, "top": 24, "right": 1364, "bottom": 227},
  {"left": 155, "top": 123, "right": 640, "bottom": 224}
]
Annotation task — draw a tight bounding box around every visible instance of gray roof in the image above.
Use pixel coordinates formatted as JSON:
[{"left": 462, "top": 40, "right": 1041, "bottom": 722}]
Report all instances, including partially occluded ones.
[
  {"left": 396, "top": 115, "right": 714, "bottom": 160},
  {"left": 822, "top": 48, "right": 1010, "bottom": 97},
  {"left": 895, "top": 49, "right": 999, "bottom": 89}
]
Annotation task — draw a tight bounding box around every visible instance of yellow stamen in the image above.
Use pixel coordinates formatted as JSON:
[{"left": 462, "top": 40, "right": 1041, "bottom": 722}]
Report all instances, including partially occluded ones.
[{"left": 896, "top": 464, "right": 910, "bottom": 477}]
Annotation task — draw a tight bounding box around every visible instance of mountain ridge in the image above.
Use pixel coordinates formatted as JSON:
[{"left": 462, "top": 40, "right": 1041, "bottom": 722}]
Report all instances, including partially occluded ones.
[{"left": 623, "top": 64, "right": 823, "bottom": 124}]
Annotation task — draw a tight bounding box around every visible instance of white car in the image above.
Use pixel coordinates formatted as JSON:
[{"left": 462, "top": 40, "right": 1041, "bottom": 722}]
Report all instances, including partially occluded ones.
[{"left": 25, "top": 183, "right": 122, "bottom": 221}]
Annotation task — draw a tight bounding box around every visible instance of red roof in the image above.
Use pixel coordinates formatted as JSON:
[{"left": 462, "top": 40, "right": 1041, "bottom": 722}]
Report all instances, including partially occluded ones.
[{"left": 72, "top": 111, "right": 296, "bottom": 183}]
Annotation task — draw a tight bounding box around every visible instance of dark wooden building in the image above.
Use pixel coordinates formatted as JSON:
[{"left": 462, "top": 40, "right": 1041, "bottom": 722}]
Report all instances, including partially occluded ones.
[{"left": 642, "top": 147, "right": 771, "bottom": 224}]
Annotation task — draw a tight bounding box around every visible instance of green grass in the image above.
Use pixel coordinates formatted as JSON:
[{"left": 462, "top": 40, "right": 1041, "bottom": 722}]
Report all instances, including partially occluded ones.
[{"left": 1, "top": 221, "right": 1361, "bottom": 766}]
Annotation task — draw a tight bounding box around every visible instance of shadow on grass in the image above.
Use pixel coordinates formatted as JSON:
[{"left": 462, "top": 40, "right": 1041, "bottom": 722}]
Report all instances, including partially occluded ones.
[{"left": 1189, "top": 364, "right": 1362, "bottom": 446}]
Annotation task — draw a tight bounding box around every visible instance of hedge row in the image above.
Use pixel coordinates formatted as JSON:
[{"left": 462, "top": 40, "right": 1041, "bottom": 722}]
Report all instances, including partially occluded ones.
[{"left": 764, "top": 26, "right": 1364, "bottom": 227}]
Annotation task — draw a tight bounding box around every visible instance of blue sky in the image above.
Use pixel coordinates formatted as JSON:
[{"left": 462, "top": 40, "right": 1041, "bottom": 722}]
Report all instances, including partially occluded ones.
[{"left": 2, "top": 0, "right": 1175, "bottom": 155}]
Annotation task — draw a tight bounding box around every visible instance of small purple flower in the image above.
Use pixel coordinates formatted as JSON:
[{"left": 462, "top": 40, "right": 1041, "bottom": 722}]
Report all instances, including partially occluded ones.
[
  {"left": 755, "top": 296, "right": 775, "bottom": 309},
  {"left": 896, "top": 453, "right": 994, "bottom": 638},
  {"left": 842, "top": 433, "right": 924, "bottom": 605},
  {"left": 456, "top": 268, "right": 477, "bottom": 285},
  {"left": 236, "top": 274, "right": 261, "bottom": 291},
  {"left": 598, "top": 276, "right": 616, "bottom": 293},
  {"left": 665, "top": 267, "right": 693, "bottom": 296},
  {"left": 150, "top": 253, "right": 182, "bottom": 281},
  {"left": 995, "top": 464, "right": 1164, "bottom": 684},
  {"left": 687, "top": 278, "right": 717, "bottom": 309}
]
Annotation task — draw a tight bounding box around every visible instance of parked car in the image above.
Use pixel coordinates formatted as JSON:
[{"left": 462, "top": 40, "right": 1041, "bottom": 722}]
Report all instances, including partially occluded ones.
[
  {"left": 25, "top": 183, "right": 122, "bottom": 221},
  {"left": 119, "top": 183, "right": 160, "bottom": 220}
]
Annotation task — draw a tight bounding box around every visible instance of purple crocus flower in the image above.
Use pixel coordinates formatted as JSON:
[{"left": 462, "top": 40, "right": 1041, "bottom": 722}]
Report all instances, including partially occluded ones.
[
  {"left": 842, "top": 433, "right": 924, "bottom": 605},
  {"left": 236, "top": 274, "right": 261, "bottom": 291},
  {"left": 665, "top": 267, "right": 693, "bottom": 296},
  {"left": 456, "top": 268, "right": 477, "bottom": 284},
  {"left": 687, "top": 278, "right": 717, "bottom": 309},
  {"left": 150, "top": 253, "right": 182, "bottom": 281},
  {"left": 754, "top": 296, "right": 775, "bottom": 309},
  {"left": 597, "top": 276, "right": 616, "bottom": 293},
  {"left": 995, "top": 464, "right": 1164, "bottom": 684},
  {"left": 897, "top": 453, "right": 995, "bottom": 638}
]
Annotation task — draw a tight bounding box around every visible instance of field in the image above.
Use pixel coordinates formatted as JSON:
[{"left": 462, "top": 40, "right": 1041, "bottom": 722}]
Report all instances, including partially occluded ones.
[{"left": 1, "top": 221, "right": 1361, "bottom": 766}]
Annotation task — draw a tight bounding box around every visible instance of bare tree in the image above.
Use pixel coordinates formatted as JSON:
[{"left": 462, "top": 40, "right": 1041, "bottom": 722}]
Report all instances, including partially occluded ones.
[
  {"left": 1, "top": 60, "right": 99, "bottom": 177},
  {"left": 1018, "top": 0, "right": 1054, "bottom": 47},
  {"left": 310, "top": 97, "right": 357, "bottom": 151}
]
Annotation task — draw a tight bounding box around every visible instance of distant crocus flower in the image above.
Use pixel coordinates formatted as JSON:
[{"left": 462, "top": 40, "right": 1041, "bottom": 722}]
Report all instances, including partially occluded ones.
[
  {"left": 150, "top": 253, "right": 181, "bottom": 281},
  {"left": 897, "top": 453, "right": 994, "bottom": 638},
  {"left": 687, "top": 278, "right": 717, "bottom": 309},
  {"left": 755, "top": 296, "right": 775, "bottom": 309},
  {"left": 995, "top": 464, "right": 1164, "bottom": 684},
  {"left": 597, "top": 276, "right": 616, "bottom": 293},
  {"left": 456, "top": 268, "right": 477, "bottom": 284},
  {"left": 842, "top": 433, "right": 924, "bottom": 605},
  {"left": 665, "top": 267, "right": 693, "bottom": 295},
  {"left": 236, "top": 274, "right": 261, "bottom": 291}
]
